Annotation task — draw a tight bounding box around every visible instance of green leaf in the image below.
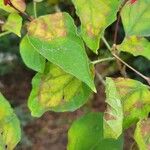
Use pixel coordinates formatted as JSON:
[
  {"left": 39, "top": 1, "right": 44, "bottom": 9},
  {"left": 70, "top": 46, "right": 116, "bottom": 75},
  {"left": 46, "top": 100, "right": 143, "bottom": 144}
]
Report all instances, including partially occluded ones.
[
  {"left": 104, "top": 78, "right": 123, "bottom": 139},
  {"left": 20, "top": 35, "right": 46, "bottom": 73},
  {"left": 2, "top": 13, "right": 22, "bottom": 37},
  {"left": 112, "top": 78, "right": 150, "bottom": 129},
  {"left": 134, "top": 119, "right": 150, "bottom": 150},
  {"left": 72, "top": 0, "right": 120, "bottom": 53},
  {"left": 118, "top": 36, "right": 150, "bottom": 61},
  {"left": 0, "top": 93, "right": 21, "bottom": 150},
  {"left": 27, "top": 12, "right": 95, "bottom": 91},
  {"left": 121, "top": 0, "right": 150, "bottom": 36},
  {"left": 67, "top": 112, "right": 123, "bottom": 150},
  {"left": 0, "top": 0, "right": 26, "bottom": 12},
  {"left": 28, "top": 63, "right": 92, "bottom": 117}
]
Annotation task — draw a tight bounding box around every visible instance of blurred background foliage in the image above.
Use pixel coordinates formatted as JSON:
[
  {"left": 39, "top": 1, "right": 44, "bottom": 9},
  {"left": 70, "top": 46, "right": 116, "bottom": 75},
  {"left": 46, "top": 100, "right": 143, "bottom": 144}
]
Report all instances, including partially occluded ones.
[{"left": 0, "top": 0, "right": 150, "bottom": 149}]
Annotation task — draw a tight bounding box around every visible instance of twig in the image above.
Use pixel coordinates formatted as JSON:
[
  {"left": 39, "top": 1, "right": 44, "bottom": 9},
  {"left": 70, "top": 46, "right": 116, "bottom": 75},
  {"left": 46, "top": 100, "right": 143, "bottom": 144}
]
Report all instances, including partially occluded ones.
[
  {"left": 8, "top": 2, "right": 32, "bottom": 21},
  {"left": 91, "top": 57, "right": 115, "bottom": 65},
  {"left": 102, "top": 36, "right": 150, "bottom": 85},
  {"left": 95, "top": 70, "right": 106, "bottom": 86},
  {"left": 113, "top": 0, "right": 128, "bottom": 44}
]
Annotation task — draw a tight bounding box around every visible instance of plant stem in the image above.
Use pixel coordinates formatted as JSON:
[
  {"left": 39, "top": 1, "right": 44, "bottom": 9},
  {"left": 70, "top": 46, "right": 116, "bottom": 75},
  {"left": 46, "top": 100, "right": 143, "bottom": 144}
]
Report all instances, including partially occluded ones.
[
  {"left": 33, "top": 1, "right": 37, "bottom": 18},
  {"left": 102, "top": 36, "right": 150, "bottom": 85},
  {"left": 95, "top": 71, "right": 106, "bottom": 86},
  {"left": 0, "top": 31, "right": 11, "bottom": 38},
  {"left": 92, "top": 57, "right": 115, "bottom": 65},
  {"left": 113, "top": 0, "right": 128, "bottom": 44}
]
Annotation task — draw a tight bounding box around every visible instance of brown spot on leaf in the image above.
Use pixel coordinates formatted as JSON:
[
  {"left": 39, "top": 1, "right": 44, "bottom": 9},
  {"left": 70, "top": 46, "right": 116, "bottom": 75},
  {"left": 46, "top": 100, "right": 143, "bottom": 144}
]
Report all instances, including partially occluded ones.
[
  {"left": 104, "top": 112, "right": 116, "bottom": 121},
  {"left": 133, "top": 101, "right": 143, "bottom": 109},
  {"left": 141, "top": 119, "right": 150, "bottom": 137},
  {"left": 28, "top": 13, "right": 67, "bottom": 41}
]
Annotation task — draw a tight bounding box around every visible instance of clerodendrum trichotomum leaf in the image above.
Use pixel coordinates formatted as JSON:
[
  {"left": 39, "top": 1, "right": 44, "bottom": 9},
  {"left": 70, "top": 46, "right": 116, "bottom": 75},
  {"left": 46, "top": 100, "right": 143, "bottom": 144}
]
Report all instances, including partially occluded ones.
[
  {"left": 28, "top": 63, "right": 92, "bottom": 117},
  {"left": 20, "top": 35, "right": 46, "bottom": 73},
  {"left": 0, "top": 93, "right": 21, "bottom": 149},
  {"left": 104, "top": 78, "right": 123, "bottom": 139},
  {"left": 118, "top": 36, "right": 150, "bottom": 61},
  {"left": 112, "top": 78, "right": 150, "bottom": 129},
  {"left": 67, "top": 112, "right": 123, "bottom": 150},
  {"left": 27, "top": 12, "right": 95, "bottom": 92},
  {"left": 121, "top": 0, "right": 150, "bottom": 36},
  {"left": 2, "top": 13, "right": 22, "bottom": 37},
  {"left": 134, "top": 118, "right": 150, "bottom": 150},
  {"left": 72, "top": 0, "right": 120, "bottom": 53}
]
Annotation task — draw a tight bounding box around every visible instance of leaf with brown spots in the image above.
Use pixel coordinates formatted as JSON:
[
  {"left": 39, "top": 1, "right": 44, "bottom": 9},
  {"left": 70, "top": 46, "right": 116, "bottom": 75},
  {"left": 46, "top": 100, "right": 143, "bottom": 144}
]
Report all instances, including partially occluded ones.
[
  {"left": 0, "top": 93, "right": 21, "bottom": 150},
  {"left": 134, "top": 118, "right": 150, "bottom": 150},
  {"left": 27, "top": 12, "right": 96, "bottom": 92},
  {"left": 72, "top": 0, "right": 121, "bottom": 53},
  {"left": 103, "top": 78, "right": 123, "bottom": 139},
  {"left": 113, "top": 78, "right": 150, "bottom": 129},
  {"left": 118, "top": 36, "right": 150, "bottom": 61},
  {"left": 28, "top": 63, "right": 92, "bottom": 117}
]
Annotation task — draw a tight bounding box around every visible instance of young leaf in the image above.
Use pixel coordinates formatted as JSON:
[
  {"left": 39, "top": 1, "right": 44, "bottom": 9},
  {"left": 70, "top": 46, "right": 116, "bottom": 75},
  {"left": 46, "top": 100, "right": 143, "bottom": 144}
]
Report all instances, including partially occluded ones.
[
  {"left": 67, "top": 112, "right": 123, "bottom": 150},
  {"left": 112, "top": 78, "right": 150, "bottom": 129},
  {"left": 104, "top": 78, "right": 123, "bottom": 139},
  {"left": 72, "top": 0, "right": 120, "bottom": 53},
  {"left": 2, "top": 13, "right": 22, "bottom": 37},
  {"left": 20, "top": 35, "right": 46, "bottom": 73},
  {"left": 121, "top": 0, "right": 150, "bottom": 36},
  {"left": 118, "top": 36, "right": 150, "bottom": 61},
  {"left": 27, "top": 12, "right": 95, "bottom": 91},
  {"left": 28, "top": 63, "right": 92, "bottom": 117},
  {"left": 134, "top": 119, "right": 150, "bottom": 150},
  {"left": 0, "top": 93, "right": 21, "bottom": 149}
]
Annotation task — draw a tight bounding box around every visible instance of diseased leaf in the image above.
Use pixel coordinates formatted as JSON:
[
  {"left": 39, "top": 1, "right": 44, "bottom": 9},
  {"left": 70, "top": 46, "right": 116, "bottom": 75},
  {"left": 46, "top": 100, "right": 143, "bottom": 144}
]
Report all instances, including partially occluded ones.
[
  {"left": 67, "top": 112, "right": 123, "bottom": 150},
  {"left": 0, "top": 93, "right": 21, "bottom": 150},
  {"left": 118, "top": 36, "right": 150, "bottom": 61},
  {"left": 134, "top": 119, "right": 150, "bottom": 150},
  {"left": 121, "top": 0, "right": 150, "bottom": 36},
  {"left": 72, "top": 0, "right": 120, "bottom": 53},
  {"left": 113, "top": 78, "right": 150, "bottom": 129},
  {"left": 27, "top": 12, "right": 95, "bottom": 91},
  {"left": 20, "top": 35, "right": 46, "bottom": 73},
  {"left": 104, "top": 77, "right": 123, "bottom": 139},
  {"left": 28, "top": 63, "right": 92, "bottom": 117},
  {"left": 2, "top": 13, "right": 22, "bottom": 37},
  {"left": 0, "top": 0, "right": 26, "bottom": 12}
]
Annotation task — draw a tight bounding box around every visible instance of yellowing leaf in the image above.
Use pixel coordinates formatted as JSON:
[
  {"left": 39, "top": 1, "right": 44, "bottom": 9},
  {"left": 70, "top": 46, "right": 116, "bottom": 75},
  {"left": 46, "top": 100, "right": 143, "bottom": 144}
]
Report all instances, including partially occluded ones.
[
  {"left": 134, "top": 119, "right": 150, "bottom": 150},
  {"left": 2, "top": 13, "right": 22, "bottom": 37},
  {"left": 118, "top": 36, "right": 150, "bottom": 61},
  {"left": 121, "top": 0, "right": 150, "bottom": 36},
  {"left": 0, "top": 93, "right": 21, "bottom": 150},
  {"left": 27, "top": 12, "right": 95, "bottom": 91},
  {"left": 0, "top": 0, "right": 26, "bottom": 12},
  {"left": 28, "top": 63, "right": 92, "bottom": 117},
  {"left": 72, "top": 0, "right": 120, "bottom": 53},
  {"left": 113, "top": 78, "right": 150, "bottom": 129},
  {"left": 104, "top": 78, "right": 123, "bottom": 139}
]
